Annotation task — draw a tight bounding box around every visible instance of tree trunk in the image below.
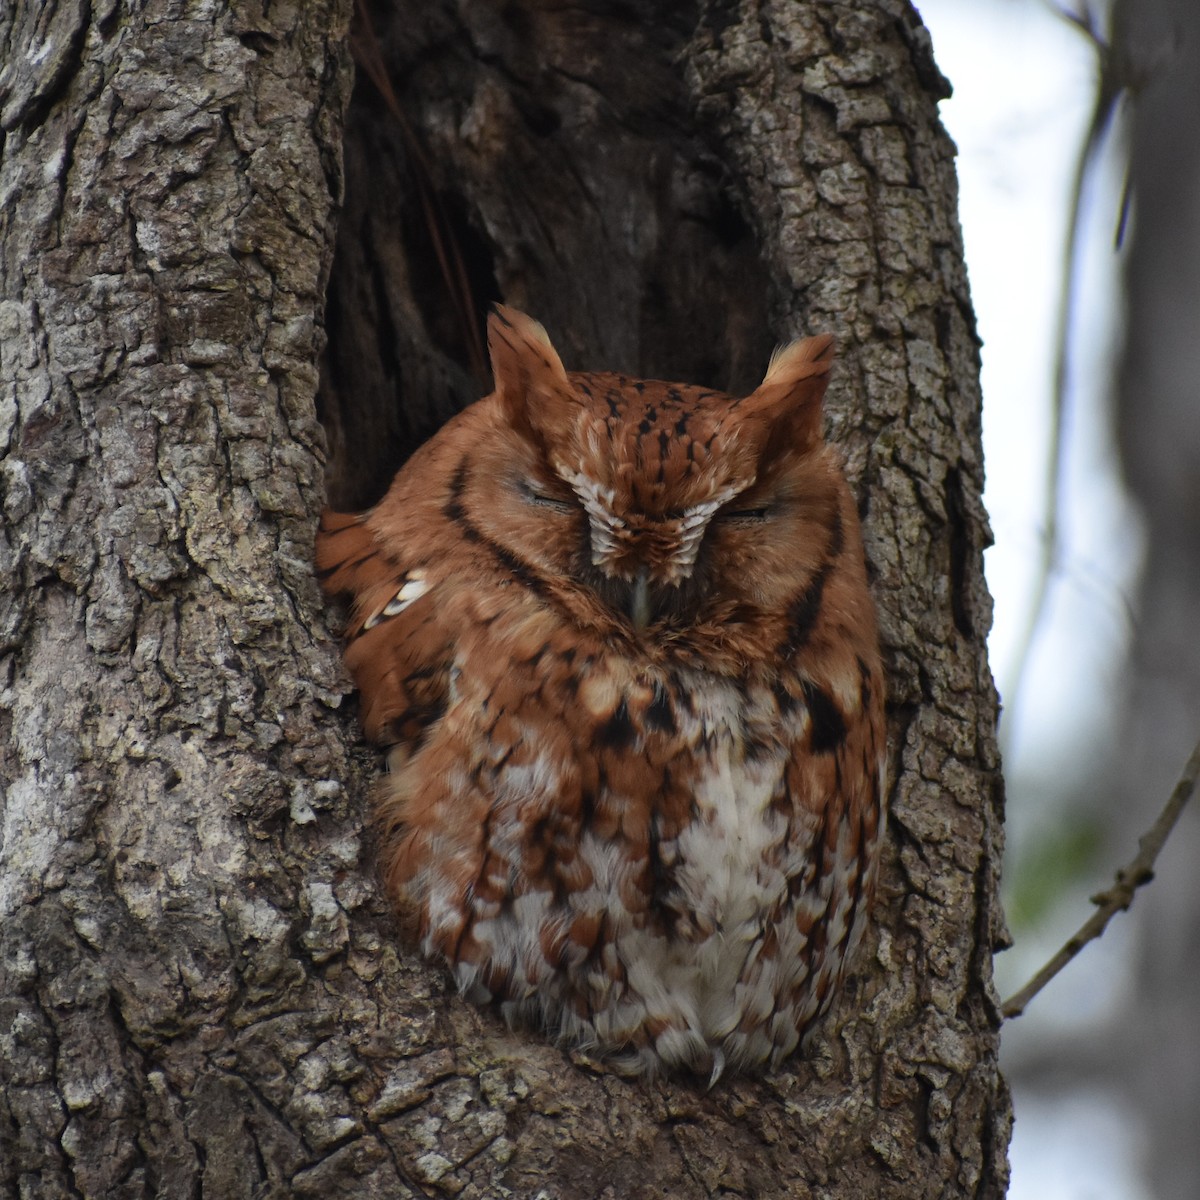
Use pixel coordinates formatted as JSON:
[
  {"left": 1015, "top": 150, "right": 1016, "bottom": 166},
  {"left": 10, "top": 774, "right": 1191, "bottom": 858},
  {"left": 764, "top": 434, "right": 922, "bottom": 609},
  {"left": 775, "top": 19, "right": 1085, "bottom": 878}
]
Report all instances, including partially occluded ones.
[
  {"left": 1113, "top": 2, "right": 1200, "bottom": 1196},
  {"left": 0, "top": 1, "right": 1010, "bottom": 1197}
]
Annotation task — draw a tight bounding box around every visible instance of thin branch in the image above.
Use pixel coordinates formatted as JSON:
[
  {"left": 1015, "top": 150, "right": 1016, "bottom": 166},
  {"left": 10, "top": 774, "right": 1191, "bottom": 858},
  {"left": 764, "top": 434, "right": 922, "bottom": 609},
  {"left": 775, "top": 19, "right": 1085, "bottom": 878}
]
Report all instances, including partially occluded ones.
[
  {"left": 1002, "top": 5, "right": 1125, "bottom": 748},
  {"left": 1002, "top": 735, "right": 1200, "bottom": 1020}
]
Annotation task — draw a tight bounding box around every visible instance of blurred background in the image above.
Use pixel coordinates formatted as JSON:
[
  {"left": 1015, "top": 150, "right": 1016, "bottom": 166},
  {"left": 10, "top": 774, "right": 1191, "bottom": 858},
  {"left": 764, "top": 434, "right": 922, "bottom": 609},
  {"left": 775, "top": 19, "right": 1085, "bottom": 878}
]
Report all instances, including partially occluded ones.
[{"left": 913, "top": 1, "right": 1200, "bottom": 1197}]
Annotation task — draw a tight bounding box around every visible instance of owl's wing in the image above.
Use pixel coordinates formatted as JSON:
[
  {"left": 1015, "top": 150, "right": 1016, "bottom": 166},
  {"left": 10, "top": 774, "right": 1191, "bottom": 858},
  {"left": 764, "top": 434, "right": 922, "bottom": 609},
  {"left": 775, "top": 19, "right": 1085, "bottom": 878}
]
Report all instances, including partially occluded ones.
[{"left": 316, "top": 510, "right": 453, "bottom": 747}]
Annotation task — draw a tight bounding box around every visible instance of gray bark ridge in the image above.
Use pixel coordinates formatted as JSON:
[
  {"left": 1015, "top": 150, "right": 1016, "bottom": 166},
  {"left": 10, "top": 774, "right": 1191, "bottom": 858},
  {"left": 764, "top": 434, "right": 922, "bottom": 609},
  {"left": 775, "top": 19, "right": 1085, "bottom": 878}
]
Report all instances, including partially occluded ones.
[
  {"left": 2, "top": 1, "right": 358, "bottom": 1196},
  {"left": 1, "top": 1, "right": 1010, "bottom": 1197}
]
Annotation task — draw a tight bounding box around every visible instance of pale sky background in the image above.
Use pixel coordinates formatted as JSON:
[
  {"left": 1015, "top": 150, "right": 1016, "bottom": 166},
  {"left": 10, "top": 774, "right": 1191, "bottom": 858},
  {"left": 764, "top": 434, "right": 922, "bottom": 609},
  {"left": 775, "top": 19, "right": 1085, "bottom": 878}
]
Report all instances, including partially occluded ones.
[{"left": 913, "top": 1, "right": 1148, "bottom": 1197}]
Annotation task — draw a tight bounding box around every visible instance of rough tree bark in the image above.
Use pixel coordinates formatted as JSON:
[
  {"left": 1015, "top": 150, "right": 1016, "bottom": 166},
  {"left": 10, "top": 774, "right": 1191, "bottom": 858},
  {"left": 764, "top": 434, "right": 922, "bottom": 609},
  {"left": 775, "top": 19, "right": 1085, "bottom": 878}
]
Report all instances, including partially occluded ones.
[{"left": 0, "top": 1, "right": 1010, "bottom": 1197}]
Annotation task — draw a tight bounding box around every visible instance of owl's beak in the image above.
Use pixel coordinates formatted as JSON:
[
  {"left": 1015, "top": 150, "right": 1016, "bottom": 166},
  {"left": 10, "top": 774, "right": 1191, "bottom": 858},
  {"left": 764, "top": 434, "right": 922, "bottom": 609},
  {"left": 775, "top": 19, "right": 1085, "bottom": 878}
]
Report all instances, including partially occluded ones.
[{"left": 630, "top": 565, "right": 652, "bottom": 633}]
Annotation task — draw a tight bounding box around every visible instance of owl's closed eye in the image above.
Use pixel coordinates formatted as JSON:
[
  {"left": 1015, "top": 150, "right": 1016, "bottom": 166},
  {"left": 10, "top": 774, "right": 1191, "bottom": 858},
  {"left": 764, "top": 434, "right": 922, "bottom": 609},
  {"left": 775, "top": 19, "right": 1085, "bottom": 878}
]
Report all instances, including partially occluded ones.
[{"left": 317, "top": 304, "right": 885, "bottom": 1079}]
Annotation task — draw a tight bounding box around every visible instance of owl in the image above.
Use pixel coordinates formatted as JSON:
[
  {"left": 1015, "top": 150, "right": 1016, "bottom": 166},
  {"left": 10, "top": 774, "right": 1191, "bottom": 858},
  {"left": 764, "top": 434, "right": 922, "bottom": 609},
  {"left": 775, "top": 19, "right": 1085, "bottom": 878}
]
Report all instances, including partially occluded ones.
[{"left": 317, "top": 306, "right": 886, "bottom": 1078}]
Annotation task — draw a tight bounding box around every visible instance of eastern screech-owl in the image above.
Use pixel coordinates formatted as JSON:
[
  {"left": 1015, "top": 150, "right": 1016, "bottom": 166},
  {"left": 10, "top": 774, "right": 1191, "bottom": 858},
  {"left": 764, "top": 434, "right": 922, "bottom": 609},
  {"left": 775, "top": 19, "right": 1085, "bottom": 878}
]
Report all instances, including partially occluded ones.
[{"left": 317, "top": 306, "right": 885, "bottom": 1078}]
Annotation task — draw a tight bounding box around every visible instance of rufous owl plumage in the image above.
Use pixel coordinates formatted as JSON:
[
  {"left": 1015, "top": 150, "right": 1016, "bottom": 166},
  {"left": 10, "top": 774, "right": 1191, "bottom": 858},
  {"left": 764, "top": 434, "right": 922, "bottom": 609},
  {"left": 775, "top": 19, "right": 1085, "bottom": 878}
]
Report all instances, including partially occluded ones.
[{"left": 317, "top": 306, "right": 885, "bottom": 1078}]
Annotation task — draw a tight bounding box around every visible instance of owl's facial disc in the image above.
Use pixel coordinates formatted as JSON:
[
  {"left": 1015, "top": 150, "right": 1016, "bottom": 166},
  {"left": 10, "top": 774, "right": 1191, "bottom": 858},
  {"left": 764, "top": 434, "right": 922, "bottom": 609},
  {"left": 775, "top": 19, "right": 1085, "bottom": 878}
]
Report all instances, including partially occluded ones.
[{"left": 542, "top": 394, "right": 768, "bottom": 631}]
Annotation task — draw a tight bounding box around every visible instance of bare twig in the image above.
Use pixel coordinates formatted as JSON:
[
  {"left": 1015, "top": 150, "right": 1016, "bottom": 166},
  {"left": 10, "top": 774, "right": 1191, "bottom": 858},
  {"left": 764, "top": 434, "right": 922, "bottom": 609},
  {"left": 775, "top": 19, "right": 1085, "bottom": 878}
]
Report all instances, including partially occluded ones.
[
  {"left": 1002, "top": 736, "right": 1200, "bottom": 1019},
  {"left": 1002, "top": 3, "right": 1126, "bottom": 748}
]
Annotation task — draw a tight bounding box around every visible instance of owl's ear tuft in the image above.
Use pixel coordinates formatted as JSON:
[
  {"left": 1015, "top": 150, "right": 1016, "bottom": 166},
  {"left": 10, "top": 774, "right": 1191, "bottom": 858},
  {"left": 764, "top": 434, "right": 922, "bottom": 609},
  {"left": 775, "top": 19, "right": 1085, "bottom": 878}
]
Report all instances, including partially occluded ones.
[
  {"left": 743, "top": 333, "right": 835, "bottom": 459},
  {"left": 762, "top": 333, "right": 835, "bottom": 389},
  {"left": 487, "top": 305, "right": 574, "bottom": 441}
]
